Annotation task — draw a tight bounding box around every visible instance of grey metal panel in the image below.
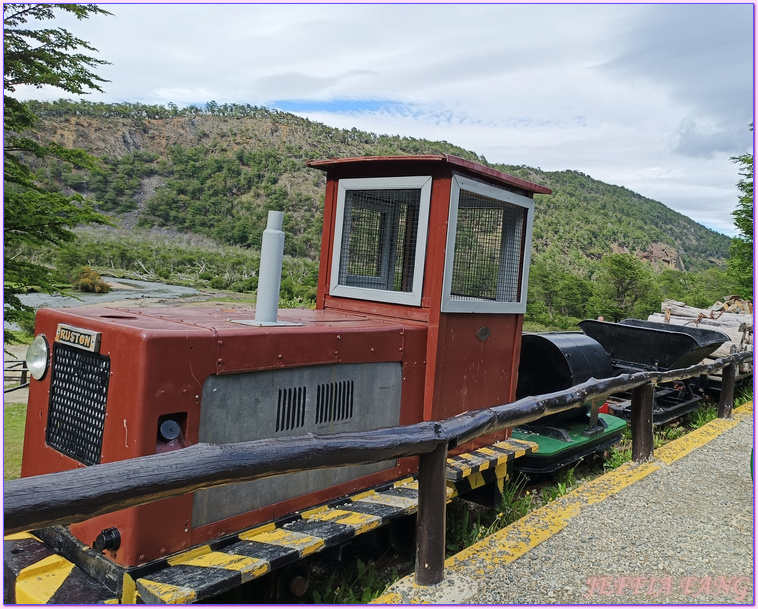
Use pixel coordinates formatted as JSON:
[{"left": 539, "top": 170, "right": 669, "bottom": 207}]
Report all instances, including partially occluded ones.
[{"left": 192, "top": 362, "right": 403, "bottom": 527}]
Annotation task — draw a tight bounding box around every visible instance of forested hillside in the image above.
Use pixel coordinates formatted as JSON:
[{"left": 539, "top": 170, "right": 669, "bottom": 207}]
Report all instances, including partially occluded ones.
[{"left": 18, "top": 99, "right": 739, "bottom": 328}]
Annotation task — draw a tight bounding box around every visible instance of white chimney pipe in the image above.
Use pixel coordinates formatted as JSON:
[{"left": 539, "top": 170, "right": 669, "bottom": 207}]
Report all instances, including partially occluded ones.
[{"left": 255, "top": 211, "right": 285, "bottom": 324}]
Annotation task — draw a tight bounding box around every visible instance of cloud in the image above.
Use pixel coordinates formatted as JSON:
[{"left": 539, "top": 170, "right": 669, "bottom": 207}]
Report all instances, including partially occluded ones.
[
  {"left": 674, "top": 115, "right": 753, "bottom": 159},
  {"left": 255, "top": 72, "right": 340, "bottom": 99},
  {"left": 599, "top": 4, "right": 753, "bottom": 159}
]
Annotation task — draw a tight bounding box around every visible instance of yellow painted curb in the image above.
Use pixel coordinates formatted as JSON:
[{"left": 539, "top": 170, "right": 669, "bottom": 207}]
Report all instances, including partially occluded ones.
[
  {"left": 656, "top": 417, "right": 738, "bottom": 465},
  {"left": 373, "top": 400, "right": 753, "bottom": 604},
  {"left": 445, "top": 459, "right": 660, "bottom": 572},
  {"left": 735, "top": 400, "right": 753, "bottom": 414}
]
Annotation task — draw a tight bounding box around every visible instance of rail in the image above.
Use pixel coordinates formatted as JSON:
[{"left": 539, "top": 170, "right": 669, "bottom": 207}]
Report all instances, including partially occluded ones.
[
  {"left": 3, "top": 351, "right": 752, "bottom": 588},
  {"left": 3, "top": 360, "right": 29, "bottom": 393}
]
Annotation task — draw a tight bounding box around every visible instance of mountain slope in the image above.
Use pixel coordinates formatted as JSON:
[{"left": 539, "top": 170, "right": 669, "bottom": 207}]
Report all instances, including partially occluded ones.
[{"left": 28, "top": 100, "right": 731, "bottom": 272}]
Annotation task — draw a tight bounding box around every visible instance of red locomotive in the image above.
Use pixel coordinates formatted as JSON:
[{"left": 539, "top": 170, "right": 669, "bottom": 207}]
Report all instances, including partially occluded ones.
[{"left": 19, "top": 154, "right": 550, "bottom": 570}]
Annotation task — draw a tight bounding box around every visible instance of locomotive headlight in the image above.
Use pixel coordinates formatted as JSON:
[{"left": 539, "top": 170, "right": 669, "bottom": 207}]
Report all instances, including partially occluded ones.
[{"left": 26, "top": 335, "right": 50, "bottom": 381}]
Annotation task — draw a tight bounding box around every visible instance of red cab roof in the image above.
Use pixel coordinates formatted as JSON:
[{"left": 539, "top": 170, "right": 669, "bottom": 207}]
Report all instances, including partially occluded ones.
[{"left": 306, "top": 154, "right": 552, "bottom": 195}]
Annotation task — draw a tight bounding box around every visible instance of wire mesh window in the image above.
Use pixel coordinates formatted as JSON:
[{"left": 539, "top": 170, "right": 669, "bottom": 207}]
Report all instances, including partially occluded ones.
[
  {"left": 338, "top": 188, "right": 421, "bottom": 293},
  {"left": 450, "top": 191, "right": 526, "bottom": 302},
  {"left": 442, "top": 175, "right": 533, "bottom": 313}
]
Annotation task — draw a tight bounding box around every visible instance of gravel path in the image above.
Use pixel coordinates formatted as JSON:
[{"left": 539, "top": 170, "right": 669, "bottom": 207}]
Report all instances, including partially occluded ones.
[{"left": 385, "top": 407, "right": 753, "bottom": 604}]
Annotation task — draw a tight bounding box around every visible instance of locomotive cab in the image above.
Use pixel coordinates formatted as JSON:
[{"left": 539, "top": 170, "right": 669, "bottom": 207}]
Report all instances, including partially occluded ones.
[
  {"left": 19, "top": 155, "right": 551, "bottom": 568},
  {"left": 310, "top": 155, "right": 550, "bottom": 427}
]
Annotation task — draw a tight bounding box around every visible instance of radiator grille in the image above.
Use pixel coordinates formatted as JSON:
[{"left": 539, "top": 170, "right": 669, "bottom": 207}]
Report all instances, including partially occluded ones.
[
  {"left": 276, "top": 386, "right": 307, "bottom": 432},
  {"left": 316, "top": 380, "right": 354, "bottom": 424},
  {"left": 45, "top": 343, "right": 110, "bottom": 466}
]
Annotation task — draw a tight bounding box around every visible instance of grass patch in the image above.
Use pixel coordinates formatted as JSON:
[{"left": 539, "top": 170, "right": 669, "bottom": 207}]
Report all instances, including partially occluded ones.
[
  {"left": 684, "top": 403, "right": 718, "bottom": 428},
  {"left": 734, "top": 385, "right": 753, "bottom": 407},
  {"left": 311, "top": 558, "right": 394, "bottom": 604},
  {"left": 4, "top": 330, "right": 33, "bottom": 348},
  {"left": 4, "top": 402, "right": 27, "bottom": 480}
]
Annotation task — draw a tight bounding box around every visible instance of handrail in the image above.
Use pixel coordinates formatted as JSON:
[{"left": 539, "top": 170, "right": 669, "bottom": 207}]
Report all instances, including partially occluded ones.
[{"left": 3, "top": 350, "right": 752, "bottom": 587}]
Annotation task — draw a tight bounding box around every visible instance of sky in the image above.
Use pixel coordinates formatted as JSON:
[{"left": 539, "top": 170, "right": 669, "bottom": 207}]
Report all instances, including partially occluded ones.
[{"left": 11, "top": 2, "right": 754, "bottom": 237}]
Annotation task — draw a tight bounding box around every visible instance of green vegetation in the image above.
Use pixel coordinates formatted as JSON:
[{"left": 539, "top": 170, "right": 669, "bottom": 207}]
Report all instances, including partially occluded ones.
[
  {"left": 734, "top": 385, "right": 753, "bottom": 408},
  {"left": 727, "top": 124, "right": 753, "bottom": 299},
  {"left": 21, "top": 227, "right": 319, "bottom": 305},
  {"left": 311, "top": 559, "right": 394, "bottom": 604},
  {"left": 4, "top": 403, "right": 27, "bottom": 480},
  {"left": 72, "top": 266, "right": 111, "bottom": 293},
  {"left": 446, "top": 475, "right": 534, "bottom": 554},
  {"left": 3, "top": 5, "right": 111, "bottom": 344},
  {"left": 686, "top": 404, "right": 718, "bottom": 429}
]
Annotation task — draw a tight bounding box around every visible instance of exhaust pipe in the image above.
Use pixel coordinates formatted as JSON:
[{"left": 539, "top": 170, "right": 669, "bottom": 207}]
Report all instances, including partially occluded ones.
[{"left": 255, "top": 211, "right": 285, "bottom": 324}]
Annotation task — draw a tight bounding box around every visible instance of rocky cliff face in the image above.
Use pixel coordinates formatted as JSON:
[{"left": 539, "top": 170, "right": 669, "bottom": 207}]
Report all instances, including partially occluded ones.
[{"left": 611, "top": 242, "right": 686, "bottom": 270}]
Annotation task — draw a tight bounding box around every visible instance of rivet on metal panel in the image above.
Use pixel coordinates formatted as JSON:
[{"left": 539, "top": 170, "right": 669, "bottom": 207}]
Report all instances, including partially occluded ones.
[
  {"left": 337, "top": 335, "right": 341, "bottom": 340},
  {"left": 217, "top": 358, "right": 223, "bottom": 363},
  {"left": 371, "top": 348, "right": 375, "bottom": 352},
  {"left": 278, "top": 354, "right": 283, "bottom": 359}
]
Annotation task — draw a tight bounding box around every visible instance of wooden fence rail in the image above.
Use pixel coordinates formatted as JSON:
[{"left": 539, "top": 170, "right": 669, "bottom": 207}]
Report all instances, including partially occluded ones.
[
  {"left": 3, "top": 360, "right": 29, "bottom": 393},
  {"left": 3, "top": 350, "right": 752, "bottom": 587}
]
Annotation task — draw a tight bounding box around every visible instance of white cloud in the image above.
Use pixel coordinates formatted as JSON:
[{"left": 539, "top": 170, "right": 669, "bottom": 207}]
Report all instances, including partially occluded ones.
[{"left": 10, "top": 3, "right": 752, "bottom": 236}]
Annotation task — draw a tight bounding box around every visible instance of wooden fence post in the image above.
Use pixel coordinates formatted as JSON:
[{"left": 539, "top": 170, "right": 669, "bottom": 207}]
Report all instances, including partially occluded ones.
[
  {"left": 631, "top": 382, "right": 655, "bottom": 462},
  {"left": 717, "top": 362, "right": 737, "bottom": 419},
  {"left": 414, "top": 442, "right": 448, "bottom": 586}
]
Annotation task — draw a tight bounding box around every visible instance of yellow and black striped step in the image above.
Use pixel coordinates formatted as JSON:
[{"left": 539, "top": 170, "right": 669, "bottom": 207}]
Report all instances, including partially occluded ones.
[
  {"left": 3, "top": 532, "right": 118, "bottom": 604},
  {"left": 130, "top": 477, "right": 427, "bottom": 603},
  {"left": 5, "top": 438, "right": 537, "bottom": 604},
  {"left": 446, "top": 439, "right": 535, "bottom": 481}
]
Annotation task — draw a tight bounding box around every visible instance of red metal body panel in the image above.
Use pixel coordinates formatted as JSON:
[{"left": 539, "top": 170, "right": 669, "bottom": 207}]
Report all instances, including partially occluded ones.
[
  {"left": 307, "top": 155, "right": 552, "bottom": 195},
  {"left": 21, "top": 306, "right": 428, "bottom": 566}
]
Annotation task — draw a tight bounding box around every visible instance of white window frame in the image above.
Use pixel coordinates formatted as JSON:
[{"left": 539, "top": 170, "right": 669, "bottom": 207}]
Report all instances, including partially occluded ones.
[
  {"left": 441, "top": 174, "right": 534, "bottom": 314},
  {"left": 330, "top": 176, "right": 432, "bottom": 306}
]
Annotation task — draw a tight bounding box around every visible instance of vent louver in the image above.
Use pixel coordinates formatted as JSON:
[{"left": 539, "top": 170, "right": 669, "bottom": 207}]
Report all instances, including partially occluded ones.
[
  {"left": 316, "top": 380, "right": 354, "bottom": 424},
  {"left": 276, "top": 386, "right": 306, "bottom": 432}
]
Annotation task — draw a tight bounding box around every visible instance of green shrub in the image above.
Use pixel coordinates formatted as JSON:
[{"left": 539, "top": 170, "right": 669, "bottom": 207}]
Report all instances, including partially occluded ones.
[
  {"left": 72, "top": 266, "right": 111, "bottom": 293},
  {"left": 209, "top": 276, "right": 229, "bottom": 290},
  {"left": 229, "top": 277, "right": 258, "bottom": 293}
]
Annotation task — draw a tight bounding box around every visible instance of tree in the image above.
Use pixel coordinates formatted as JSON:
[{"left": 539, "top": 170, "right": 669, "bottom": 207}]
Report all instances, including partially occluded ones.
[
  {"left": 727, "top": 123, "right": 753, "bottom": 299},
  {"left": 588, "top": 253, "right": 659, "bottom": 322},
  {"left": 4, "top": 4, "right": 111, "bottom": 342}
]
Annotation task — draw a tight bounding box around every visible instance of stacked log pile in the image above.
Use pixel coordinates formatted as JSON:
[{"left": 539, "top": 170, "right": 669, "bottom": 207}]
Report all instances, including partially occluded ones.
[{"left": 648, "top": 298, "right": 753, "bottom": 373}]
